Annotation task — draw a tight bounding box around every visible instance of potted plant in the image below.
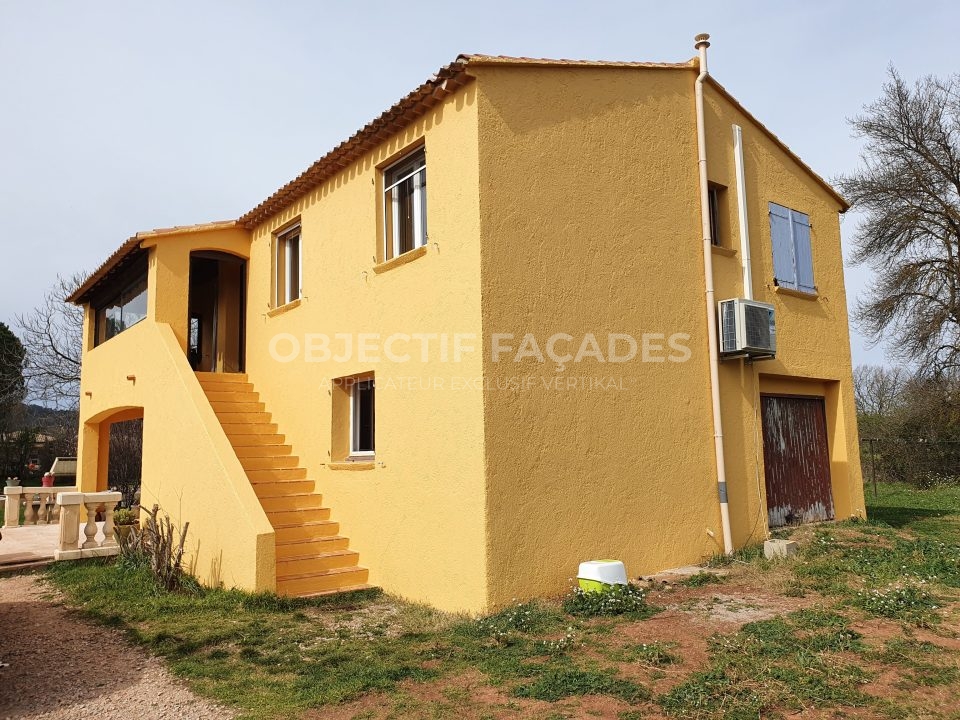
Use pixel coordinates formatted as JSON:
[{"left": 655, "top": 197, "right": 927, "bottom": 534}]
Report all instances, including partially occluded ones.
[
  {"left": 5, "top": 476, "right": 20, "bottom": 487},
  {"left": 41, "top": 472, "right": 55, "bottom": 488},
  {"left": 113, "top": 507, "right": 140, "bottom": 543}
]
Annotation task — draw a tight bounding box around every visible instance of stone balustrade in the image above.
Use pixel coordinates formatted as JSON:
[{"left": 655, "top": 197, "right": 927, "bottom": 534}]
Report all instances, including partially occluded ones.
[
  {"left": 54, "top": 491, "right": 123, "bottom": 560},
  {"left": 3, "top": 486, "right": 78, "bottom": 528}
]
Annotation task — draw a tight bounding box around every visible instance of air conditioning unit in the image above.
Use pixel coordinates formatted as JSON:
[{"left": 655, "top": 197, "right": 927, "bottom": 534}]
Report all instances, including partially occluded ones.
[{"left": 718, "top": 298, "right": 776, "bottom": 357}]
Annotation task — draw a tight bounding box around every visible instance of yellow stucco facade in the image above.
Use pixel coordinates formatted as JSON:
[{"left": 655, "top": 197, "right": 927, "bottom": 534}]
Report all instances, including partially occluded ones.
[{"left": 71, "top": 53, "right": 864, "bottom": 613}]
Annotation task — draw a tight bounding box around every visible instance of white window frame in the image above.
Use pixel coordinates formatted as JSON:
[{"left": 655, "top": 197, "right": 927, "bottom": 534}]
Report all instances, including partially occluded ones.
[
  {"left": 382, "top": 148, "right": 427, "bottom": 261},
  {"left": 349, "top": 378, "right": 375, "bottom": 458},
  {"left": 274, "top": 224, "right": 302, "bottom": 307}
]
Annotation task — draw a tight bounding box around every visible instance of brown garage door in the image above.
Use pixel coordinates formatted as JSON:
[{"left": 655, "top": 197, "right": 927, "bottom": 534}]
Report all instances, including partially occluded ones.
[{"left": 760, "top": 395, "right": 835, "bottom": 527}]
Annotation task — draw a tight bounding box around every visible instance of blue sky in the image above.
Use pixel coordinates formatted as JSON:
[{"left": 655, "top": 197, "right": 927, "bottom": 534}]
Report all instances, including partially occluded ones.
[{"left": 1, "top": 0, "right": 956, "bottom": 366}]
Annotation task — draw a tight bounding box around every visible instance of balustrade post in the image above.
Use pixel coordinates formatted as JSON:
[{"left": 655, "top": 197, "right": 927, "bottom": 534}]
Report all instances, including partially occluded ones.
[
  {"left": 37, "top": 490, "right": 54, "bottom": 525},
  {"left": 22, "top": 489, "right": 38, "bottom": 525},
  {"left": 97, "top": 492, "right": 122, "bottom": 549},
  {"left": 3, "top": 487, "right": 23, "bottom": 528},
  {"left": 54, "top": 492, "right": 84, "bottom": 560},
  {"left": 82, "top": 499, "right": 99, "bottom": 549}
]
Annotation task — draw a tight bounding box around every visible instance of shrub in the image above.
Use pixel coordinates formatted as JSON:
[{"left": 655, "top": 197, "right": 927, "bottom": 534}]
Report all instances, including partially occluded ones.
[
  {"left": 563, "top": 583, "right": 658, "bottom": 618},
  {"left": 113, "top": 507, "right": 139, "bottom": 526},
  {"left": 117, "top": 504, "right": 193, "bottom": 592}
]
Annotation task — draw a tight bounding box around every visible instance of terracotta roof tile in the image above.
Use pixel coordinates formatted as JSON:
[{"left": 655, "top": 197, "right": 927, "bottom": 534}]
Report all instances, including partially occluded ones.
[{"left": 67, "top": 220, "right": 238, "bottom": 304}]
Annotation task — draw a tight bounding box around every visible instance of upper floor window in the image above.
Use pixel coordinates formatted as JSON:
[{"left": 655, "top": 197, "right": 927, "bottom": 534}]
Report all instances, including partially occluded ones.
[
  {"left": 768, "top": 202, "right": 815, "bottom": 294},
  {"left": 274, "top": 223, "right": 301, "bottom": 306},
  {"left": 383, "top": 147, "right": 426, "bottom": 261},
  {"left": 93, "top": 273, "right": 147, "bottom": 346}
]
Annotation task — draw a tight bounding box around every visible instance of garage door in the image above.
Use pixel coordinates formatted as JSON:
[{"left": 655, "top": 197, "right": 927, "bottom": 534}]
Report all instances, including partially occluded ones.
[{"left": 760, "top": 395, "right": 835, "bottom": 527}]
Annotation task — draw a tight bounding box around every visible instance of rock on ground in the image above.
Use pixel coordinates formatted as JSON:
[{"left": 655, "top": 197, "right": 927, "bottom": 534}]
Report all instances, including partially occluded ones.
[{"left": 0, "top": 573, "right": 234, "bottom": 719}]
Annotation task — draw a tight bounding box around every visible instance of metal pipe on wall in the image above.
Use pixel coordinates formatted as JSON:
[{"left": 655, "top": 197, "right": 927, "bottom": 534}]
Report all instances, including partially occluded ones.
[
  {"left": 694, "top": 33, "right": 734, "bottom": 555},
  {"left": 733, "top": 124, "right": 754, "bottom": 300}
]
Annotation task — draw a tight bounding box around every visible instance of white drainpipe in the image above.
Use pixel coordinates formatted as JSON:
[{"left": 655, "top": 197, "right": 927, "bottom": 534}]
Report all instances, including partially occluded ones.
[
  {"left": 733, "top": 124, "right": 754, "bottom": 300},
  {"left": 694, "top": 33, "right": 734, "bottom": 555}
]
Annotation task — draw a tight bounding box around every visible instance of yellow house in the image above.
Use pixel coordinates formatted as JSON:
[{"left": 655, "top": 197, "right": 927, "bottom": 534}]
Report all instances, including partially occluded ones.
[{"left": 68, "top": 37, "right": 864, "bottom": 613}]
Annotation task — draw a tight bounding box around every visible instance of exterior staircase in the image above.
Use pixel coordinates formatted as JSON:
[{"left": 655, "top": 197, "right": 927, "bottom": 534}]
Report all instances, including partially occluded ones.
[{"left": 196, "top": 372, "right": 369, "bottom": 596}]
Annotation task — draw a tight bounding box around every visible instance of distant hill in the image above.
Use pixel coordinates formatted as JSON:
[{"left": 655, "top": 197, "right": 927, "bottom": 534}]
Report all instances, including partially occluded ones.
[{"left": 22, "top": 404, "right": 77, "bottom": 426}]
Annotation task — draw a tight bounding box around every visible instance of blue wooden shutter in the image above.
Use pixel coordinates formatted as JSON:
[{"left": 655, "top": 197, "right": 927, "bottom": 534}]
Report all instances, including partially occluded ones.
[
  {"left": 791, "top": 210, "right": 815, "bottom": 293},
  {"left": 768, "top": 202, "right": 796, "bottom": 289}
]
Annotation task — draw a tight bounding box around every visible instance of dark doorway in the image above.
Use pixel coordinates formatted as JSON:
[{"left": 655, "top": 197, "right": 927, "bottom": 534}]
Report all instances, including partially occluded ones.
[
  {"left": 760, "top": 395, "right": 835, "bottom": 527},
  {"left": 188, "top": 252, "right": 246, "bottom": 373}
]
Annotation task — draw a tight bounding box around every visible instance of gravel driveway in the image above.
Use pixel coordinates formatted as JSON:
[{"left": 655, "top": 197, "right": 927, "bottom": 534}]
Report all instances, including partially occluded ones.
[{"left": 0, "top": 573, "right": 234, "bottom": 719}]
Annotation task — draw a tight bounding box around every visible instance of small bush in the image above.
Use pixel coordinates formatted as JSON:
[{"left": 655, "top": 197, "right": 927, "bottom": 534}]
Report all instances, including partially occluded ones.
[
  {"left": 563, "top": 583, "right": 658, "bottom": 619},
  {"left": 113, "top": 507, "right": 139, "bottom": 526},
  {"left": 117, "top": 504, "right": 193, "bottom": 592}
]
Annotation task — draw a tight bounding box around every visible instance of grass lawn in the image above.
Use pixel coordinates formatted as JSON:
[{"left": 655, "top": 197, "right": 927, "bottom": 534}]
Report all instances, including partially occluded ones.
[{"left": 44, "top": 482, "right": 960, "bottom": 719}]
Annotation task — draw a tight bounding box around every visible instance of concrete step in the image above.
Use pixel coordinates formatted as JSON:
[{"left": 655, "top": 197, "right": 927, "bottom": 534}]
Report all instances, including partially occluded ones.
[
  {"left": 239, "top": 455, "right": 299, "bottom": 471},
  {"left": 226, "top": 433, "right": 286, "bottom": 447},
  {"left": 259, "top": 493, "right": 323, "bottom": 512},
  {"left": 247, "top": 467, "right": 307, "bottom": 483},
  {"left": 200, "top": 381, "right": 255, "bottom": 394},
  {"left": 234, "top": 444, "right": 293, "bottom": 458},
  {"left": 205, "top": 390, "right": 260, "bottom": 404},
  {"left": 276, "top": 550, "right": 359, "bottom": 576},
  {"left": 276, "top": 566, "right": 370, "bottom": 597},
  {"left": 275, "top": 535, "right": 350, "bottom": 559},
  {"left": 267, "top": 507, "right": 331, "bottom": 526},
  {"left": 216, "top": 411, "right": 272, "bottom": 425},
  {"left": 196, "top": 372, "right": 248, "bottom": 383},
  {"left": 274, "top": 520, "right": 340, "bottom": 543},
  {"left": 252, "top": 480, "right": 315, "bottom": 498},
  {"left": 221, "top": 422, "right": 278, "bottom": 436},
  {"left": 209, "top": 401, "right": 265, "bottom": 413}
]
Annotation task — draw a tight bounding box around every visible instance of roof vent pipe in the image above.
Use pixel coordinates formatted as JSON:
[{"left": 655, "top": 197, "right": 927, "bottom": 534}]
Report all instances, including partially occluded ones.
[{"left": 694, "top": 33, "right": 735, "bottom": 556}]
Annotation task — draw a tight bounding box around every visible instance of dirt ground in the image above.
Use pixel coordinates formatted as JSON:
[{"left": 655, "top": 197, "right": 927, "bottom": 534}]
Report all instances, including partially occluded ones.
[{"left": 0, "top": 573, "right": 234, "bottom": 720}]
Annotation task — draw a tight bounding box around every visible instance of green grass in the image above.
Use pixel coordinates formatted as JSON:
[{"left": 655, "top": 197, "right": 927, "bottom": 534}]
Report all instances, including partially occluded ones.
[
  {"left": 41, "top": 482, "right": 960, "bottom": 719},
  {"left": 661, "top": 613, "right": 871, "bottom": 717},
  {"left": 46, "top": 561, "right": 651, "bottom": 718}
]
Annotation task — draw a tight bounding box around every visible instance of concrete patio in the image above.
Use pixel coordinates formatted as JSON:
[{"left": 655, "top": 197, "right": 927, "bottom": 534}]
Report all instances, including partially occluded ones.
[{"left": 0, "top": 520, "right": 108, "bottom": 569}]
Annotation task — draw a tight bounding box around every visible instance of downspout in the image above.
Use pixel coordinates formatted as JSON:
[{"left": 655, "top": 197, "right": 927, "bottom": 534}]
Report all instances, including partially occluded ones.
[
  {"left": 694, "top": 33, "right": 734, "bottom": 555},
  {"left": 733, "top": 125, "right": 754, "bottom": 300}
]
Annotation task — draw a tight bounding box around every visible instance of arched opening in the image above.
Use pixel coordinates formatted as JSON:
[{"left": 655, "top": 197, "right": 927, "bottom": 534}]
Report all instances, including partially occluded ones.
[
  {"left": 80, "top": 406, "right": 144, "bottom": 504},
  {"left": 188, "top": 251, "right": 246, "bottom": 373}
]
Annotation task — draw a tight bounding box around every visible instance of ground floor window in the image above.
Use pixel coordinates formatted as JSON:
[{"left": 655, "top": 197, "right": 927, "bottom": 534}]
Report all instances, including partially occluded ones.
[{"left": 350, "top": 378, "right": 375, "bottom": 457}]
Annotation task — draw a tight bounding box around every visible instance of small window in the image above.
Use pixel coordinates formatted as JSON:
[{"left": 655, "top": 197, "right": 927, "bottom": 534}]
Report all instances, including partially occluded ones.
[
  {"left": 274, "top": 224, "right": 301, "bottom": 306},
  {"left": 708, "top": 183, "right": 726, "bottom": 247},
  {"left": 350, "top": 378, "right": 375, "bottom": 457},
  {"left": 769, "top": 202, "right": 815, "bottom": 293},
  {"left": 383, "top": 147, "right": 427, "bottom": 261}
]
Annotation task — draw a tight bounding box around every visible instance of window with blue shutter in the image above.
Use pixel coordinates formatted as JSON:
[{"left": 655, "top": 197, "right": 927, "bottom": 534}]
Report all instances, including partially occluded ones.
[{"left": 768, "top": 202, "right": 815, "bottom": 293}]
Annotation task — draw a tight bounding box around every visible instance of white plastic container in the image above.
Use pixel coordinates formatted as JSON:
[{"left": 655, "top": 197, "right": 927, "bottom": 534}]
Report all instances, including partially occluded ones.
[{"left": 577, "top": 560, "right": 628, "bottom": 591}]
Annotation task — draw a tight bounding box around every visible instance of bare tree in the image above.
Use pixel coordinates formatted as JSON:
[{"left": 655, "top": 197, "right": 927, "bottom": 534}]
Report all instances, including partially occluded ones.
[
  {"left": 15, "top": 272, "right": 86, "bottom": 408},
  {"left": 109, "top": 418, "right": 143, "bottom": 506},
  {"left": 854, "top": 365, "right": 905, "bottom": 420},
  {"left": 0, "top": 321, "right": 26, "bottom": 421},
  {"left": 838, "top": 68, "right": 960, "bottom": 375}
]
